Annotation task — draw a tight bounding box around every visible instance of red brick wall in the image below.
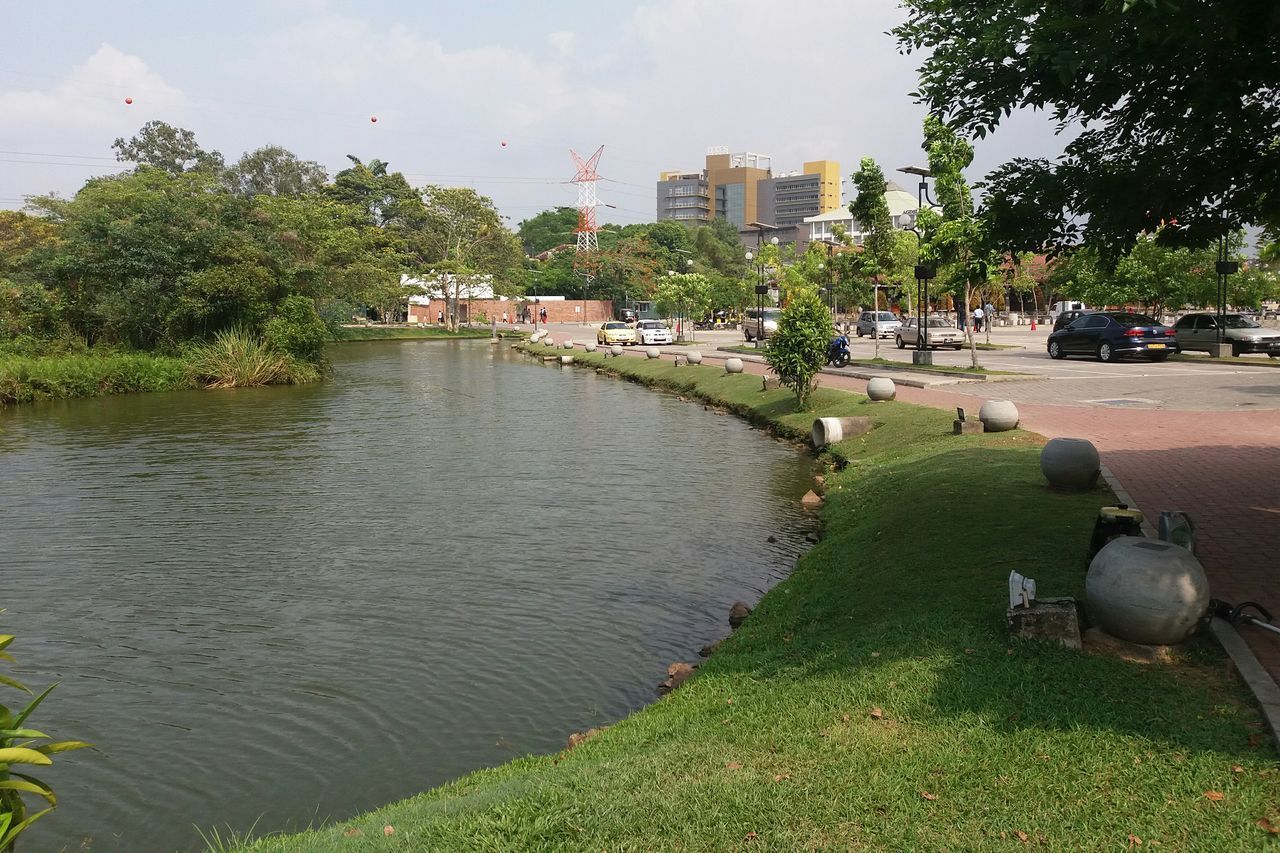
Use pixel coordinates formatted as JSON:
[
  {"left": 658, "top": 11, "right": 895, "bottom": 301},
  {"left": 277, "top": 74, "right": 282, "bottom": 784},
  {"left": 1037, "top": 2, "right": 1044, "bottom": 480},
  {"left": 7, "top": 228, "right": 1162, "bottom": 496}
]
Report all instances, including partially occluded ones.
[{"left": 408, "top": 299, "right": 614, "bottom": 324}]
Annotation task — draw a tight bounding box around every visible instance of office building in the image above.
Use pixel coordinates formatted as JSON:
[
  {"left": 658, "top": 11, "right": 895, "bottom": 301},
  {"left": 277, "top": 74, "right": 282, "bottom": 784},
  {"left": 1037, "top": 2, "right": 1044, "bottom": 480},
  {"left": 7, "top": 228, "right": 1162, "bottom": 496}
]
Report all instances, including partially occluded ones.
[{"left": 657, "top": 148, "right": 840, "bottom": 229}]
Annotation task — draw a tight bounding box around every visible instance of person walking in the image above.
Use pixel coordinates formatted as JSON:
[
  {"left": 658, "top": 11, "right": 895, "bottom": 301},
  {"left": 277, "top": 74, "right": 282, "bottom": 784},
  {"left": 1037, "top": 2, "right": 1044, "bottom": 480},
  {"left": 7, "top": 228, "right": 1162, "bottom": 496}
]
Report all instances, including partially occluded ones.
[
  {"left": 502, "top": 310, "right": 509, "bottom": 325},
  {"left": 972, "top": 305, "right": 984, "bottom": 333},
  {"left": 437, "top": 309, "right": 444, "bottom": 325}
]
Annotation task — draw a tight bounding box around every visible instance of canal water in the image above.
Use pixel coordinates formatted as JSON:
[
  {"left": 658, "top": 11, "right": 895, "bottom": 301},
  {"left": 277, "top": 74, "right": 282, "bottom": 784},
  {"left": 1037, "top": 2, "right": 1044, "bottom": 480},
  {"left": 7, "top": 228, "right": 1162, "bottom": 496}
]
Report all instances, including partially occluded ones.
[{"left": 0, "top": 340, "right": 814, "bottom": 851}]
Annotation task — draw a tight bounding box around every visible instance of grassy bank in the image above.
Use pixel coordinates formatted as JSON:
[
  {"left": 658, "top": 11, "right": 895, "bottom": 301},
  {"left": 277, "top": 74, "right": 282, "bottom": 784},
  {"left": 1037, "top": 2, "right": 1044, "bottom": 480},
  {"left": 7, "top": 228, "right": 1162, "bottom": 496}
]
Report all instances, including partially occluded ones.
[
  {"left": 0, "top": 351, "right": 193, "bottom": 406},
  {"left": 236, "top": 342, "right": 1278, "bottom": 851},
  {"left": 332, "top": 325, "right": 497, "bottom": 341}
]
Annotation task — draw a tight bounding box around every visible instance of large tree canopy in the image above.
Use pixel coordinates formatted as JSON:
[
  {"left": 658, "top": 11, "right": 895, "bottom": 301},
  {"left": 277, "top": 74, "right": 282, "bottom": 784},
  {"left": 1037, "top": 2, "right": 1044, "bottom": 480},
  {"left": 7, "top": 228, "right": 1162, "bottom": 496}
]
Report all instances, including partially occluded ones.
[{"left": 895, "top": 0, "right": 1280, "bottom": 258}]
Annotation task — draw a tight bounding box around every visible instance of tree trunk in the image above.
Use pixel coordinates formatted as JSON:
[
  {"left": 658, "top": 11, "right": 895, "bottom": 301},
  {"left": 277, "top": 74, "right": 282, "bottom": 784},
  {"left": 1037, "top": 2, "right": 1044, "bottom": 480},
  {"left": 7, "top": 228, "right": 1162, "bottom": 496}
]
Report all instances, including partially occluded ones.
[
  {"left": 872, "top": 280, "right": 881, "bottom": 361},
  {"left": 966, "top": 282, "right": 980, "bottom": 369}
]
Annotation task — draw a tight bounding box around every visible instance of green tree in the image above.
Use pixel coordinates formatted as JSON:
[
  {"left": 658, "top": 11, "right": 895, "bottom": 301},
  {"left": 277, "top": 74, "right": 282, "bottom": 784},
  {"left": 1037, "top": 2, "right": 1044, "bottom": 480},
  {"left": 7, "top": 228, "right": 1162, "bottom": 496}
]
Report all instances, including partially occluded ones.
[
  {"left": 417, "top": 186, "right": 523, "bottom": 330},
  {"left": 112, "top": 121, "right": 224, "bottom": 175},
  {"left": 516, "top": 208, "right": 579, "bottom": 254},
  {"left": 849, "top": 157, "right": 902, "bottom": 357},
  {"left": 894, "top": 0, "right": 1280, "bottom": 257},
  {"left": 653, "top": 272, "right": 711, "bottom": 338},
  {"left": 916, "top": 116, "right": 998, "bottom": 366},
  {"left": 325, "top": 156, "right": 422, "bottom": 228},
  {"left": 764, "top": 285, "right": 830, "bottom": 411},
  {"left": 226, "top": 145, "right": 328, "bottom": 197}
]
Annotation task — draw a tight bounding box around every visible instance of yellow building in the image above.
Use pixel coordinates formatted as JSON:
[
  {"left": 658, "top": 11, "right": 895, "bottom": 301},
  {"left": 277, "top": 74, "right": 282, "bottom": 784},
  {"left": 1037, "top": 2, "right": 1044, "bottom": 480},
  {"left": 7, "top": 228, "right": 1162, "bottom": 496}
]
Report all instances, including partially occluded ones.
[{"left": 657, "top": 148, "right": 841, "bottom": 228}]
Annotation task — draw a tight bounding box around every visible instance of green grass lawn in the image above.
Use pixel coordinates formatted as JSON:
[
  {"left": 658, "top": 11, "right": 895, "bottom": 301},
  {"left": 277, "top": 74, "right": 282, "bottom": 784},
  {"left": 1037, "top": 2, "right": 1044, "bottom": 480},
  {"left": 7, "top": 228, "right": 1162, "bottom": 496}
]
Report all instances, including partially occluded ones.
[
  {"left": 0, "top": 351, "right": 193, "bottom": 406},
  {"left": 332, "top": 325, "right": 499, "bottom": 341},
  {"left": 236, "top": 343, "right": 1279, "bottom": 851}
]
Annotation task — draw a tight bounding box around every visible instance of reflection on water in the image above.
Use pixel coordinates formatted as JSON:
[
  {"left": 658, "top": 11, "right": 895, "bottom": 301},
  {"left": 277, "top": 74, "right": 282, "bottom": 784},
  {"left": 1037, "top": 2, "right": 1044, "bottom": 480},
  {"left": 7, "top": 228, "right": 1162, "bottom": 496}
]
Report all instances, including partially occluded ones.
[{"left": 0, "top": 340, "right": 813, "bottom": 850}]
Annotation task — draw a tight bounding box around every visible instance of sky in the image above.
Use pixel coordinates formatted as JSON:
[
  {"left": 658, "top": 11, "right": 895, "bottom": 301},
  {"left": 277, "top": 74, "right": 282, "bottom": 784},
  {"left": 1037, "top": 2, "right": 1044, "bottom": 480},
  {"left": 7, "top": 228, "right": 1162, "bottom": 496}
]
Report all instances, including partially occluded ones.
[{"left": 0, "top": 0, "right": 1072, "bottom": 226}]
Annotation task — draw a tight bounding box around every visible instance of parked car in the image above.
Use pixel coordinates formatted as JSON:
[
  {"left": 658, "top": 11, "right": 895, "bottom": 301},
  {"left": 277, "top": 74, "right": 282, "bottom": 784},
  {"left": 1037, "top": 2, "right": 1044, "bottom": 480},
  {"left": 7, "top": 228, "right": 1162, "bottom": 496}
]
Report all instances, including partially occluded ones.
[
  {"left": 855, "top": 310, "right": 902, "bottom": 339},
  {"left": 1053, "top": 309, "right": 1089, "bottom": 332},
  {"left": 743, "top": 308, "right": 782, "bottom": 342},
  {"left": 1047, "top": 311, "right": 1177, "bottom": 362},
  {"left": 1173, "top": 313, "right": 1280, "bottom": 357},
  {"left": 634, "top": 319, "right": 673, "bottom": 345},
  {"left": 896, "top": 316, "right": 964, "bottom": 350},
  {"left": 1049, "top": 300, "right": 1088, "bottom": 323},
  {"left": 596, "top": 321, "right": 637, "bottom": 346}
]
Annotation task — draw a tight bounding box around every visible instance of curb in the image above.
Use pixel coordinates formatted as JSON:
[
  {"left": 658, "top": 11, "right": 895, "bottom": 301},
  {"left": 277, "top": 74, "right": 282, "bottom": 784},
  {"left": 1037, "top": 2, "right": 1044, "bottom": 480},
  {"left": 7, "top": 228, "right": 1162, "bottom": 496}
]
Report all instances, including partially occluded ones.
[
  {"left": 1100, "top": 463, "right": 1280, "bottom": 746},
  {"left": 710, "top": 347, "right": 1034, "bottom": 385}
]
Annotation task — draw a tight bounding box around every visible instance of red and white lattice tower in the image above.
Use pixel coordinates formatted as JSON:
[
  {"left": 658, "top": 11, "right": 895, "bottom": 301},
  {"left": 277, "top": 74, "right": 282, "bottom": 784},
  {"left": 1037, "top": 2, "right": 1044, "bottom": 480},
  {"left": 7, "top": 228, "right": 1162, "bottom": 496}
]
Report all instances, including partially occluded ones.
[{"left": 570, "top": 145, "right": 604, "bottom": 266}]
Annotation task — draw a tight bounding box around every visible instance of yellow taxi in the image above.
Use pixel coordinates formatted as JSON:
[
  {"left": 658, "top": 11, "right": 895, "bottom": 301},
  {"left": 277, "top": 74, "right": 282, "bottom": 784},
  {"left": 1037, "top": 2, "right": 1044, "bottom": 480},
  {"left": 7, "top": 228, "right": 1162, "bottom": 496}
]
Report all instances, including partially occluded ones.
[{"left": 597, "top": 321, "right": 637, "bottom": 346}]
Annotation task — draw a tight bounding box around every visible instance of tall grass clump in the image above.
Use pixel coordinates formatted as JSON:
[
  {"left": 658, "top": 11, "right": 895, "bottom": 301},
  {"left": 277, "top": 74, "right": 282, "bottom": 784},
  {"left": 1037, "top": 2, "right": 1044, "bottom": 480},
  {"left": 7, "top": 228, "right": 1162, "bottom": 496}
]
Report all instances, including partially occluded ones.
[{"left": 184, "top": 328, "right": 319, "bottom": 389}]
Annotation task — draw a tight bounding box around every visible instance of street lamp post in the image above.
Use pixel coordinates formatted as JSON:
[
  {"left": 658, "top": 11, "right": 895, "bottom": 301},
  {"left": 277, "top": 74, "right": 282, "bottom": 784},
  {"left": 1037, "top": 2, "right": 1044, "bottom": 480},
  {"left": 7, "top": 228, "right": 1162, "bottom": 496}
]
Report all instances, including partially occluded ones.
[
  {"left": 1214, "top": 232, "right": 1239, "bottom": 357},
  {"left": 896, "top": 166, "right": 940, "bottom": 366}
]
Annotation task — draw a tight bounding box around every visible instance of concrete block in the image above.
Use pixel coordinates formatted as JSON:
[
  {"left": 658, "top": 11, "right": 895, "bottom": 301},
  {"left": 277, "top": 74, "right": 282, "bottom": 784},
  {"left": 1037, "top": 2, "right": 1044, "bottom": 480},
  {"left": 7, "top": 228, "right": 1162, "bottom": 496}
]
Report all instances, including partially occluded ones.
[
  {"left": 912, "top": 350, "right": 934, "bottom": 366},
  {"left": 1007, "top": 596, "right": 1081, "bottom": 649},
  {"left": 954, "top": 419, "right": 985, "bottom": 435}
]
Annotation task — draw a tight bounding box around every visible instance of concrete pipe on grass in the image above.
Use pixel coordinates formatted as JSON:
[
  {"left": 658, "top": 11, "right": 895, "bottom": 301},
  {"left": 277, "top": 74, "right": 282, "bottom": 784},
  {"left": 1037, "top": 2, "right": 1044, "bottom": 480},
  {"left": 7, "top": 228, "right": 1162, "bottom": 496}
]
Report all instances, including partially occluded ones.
[
  {"left": 811, "top": 416, "right": 874, "bottom": 449},
  {"left": 559, "top": 355, "right": 574, "bottom": 365}
]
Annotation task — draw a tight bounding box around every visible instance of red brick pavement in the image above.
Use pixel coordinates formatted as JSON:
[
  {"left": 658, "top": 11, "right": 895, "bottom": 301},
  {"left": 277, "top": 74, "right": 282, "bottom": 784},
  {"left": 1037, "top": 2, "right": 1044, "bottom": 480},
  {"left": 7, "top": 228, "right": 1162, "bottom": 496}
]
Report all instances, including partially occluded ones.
[{"left": 694, "top": 354, "right": 1280, "bottom": 680}]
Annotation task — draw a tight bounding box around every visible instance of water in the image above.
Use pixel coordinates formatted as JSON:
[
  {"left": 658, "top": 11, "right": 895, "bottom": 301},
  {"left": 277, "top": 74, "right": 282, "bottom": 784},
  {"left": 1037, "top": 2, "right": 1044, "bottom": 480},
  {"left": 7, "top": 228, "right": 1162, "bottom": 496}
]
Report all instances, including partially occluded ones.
[{"left": 0, "top": 340, "right": 814, "bottom": 851}]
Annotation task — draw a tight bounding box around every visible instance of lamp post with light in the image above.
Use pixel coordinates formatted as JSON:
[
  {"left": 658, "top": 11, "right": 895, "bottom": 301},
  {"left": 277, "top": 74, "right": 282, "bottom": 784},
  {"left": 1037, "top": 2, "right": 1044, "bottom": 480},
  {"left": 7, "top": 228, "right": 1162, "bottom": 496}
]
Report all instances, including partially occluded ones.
[{"left": 895, "top": 167, "right": 940, "bottom": 366}]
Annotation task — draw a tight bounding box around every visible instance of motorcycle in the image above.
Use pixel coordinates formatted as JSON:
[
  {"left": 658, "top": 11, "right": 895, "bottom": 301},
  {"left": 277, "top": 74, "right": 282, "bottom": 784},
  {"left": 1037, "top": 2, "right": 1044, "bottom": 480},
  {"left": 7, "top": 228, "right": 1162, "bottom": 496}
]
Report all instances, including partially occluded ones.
[{"left": 825, "top": 334, "right": 851, "bottom": 368}]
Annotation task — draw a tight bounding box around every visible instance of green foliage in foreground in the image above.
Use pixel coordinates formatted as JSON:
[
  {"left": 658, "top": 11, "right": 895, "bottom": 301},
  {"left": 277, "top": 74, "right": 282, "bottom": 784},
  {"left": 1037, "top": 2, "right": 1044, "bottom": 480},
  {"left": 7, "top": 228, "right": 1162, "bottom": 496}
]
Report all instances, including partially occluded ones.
[
  {"left": 240, "top": 345, "right": 1279, "bottom": 851},
  {"left": 0, "top": 352, "right": 192, "bottom": 406},
  {"left": 0, "top": 618, "right": 91, "bottom": 851}
]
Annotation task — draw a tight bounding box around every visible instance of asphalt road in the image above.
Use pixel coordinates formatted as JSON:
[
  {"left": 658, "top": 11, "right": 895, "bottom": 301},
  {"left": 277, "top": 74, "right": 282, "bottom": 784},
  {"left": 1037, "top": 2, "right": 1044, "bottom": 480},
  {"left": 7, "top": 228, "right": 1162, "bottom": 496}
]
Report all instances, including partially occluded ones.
[{"left": 533, "top": 321, "right": 1280, "bottom": 412}]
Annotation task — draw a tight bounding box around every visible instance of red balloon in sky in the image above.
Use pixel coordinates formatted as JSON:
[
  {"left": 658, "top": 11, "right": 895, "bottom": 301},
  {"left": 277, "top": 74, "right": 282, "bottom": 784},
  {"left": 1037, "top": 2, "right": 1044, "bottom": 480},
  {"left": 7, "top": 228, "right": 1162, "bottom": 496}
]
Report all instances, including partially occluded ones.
[
  {"left": 124, "top": 97, "right": 133, "bottom": 105},
  {"left": 500, "top": 140, "right": 508, "bottom": 147},
  {"left": 370, "top": 115, "right": 378, "bottom": 123}
]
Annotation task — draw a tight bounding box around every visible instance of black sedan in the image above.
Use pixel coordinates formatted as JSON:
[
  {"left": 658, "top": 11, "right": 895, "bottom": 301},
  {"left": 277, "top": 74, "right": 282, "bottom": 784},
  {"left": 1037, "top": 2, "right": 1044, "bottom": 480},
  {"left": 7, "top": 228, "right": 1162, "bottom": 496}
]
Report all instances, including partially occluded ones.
[{"left": 1047, "top": 312, "right": 1178, "bottom": 362}]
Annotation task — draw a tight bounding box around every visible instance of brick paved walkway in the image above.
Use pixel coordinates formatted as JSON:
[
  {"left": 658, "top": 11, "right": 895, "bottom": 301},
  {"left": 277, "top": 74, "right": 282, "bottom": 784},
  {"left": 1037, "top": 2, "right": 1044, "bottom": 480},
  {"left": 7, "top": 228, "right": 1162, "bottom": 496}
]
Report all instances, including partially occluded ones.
[{"left": 688, "top": 353, "right": 1280, "bottom": 681}]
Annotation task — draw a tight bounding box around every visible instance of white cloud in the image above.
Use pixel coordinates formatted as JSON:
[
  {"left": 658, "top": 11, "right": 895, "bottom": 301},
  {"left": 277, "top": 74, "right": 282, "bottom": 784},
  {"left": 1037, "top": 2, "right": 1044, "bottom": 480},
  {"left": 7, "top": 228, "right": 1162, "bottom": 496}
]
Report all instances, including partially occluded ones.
[
  {"left": 548, "top": 31, "right": 575, "bottom": 57},
  {"left": 0, "top": 43, "right": 185, "bottom": 129}
]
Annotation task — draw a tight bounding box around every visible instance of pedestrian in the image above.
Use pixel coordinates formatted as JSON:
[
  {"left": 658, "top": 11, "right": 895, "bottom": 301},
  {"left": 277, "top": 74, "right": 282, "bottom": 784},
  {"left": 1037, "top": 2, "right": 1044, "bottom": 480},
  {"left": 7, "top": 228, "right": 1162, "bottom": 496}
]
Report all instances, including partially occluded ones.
[
  {"left": 502, "top": 310, "right": 508, "bottom": 324},
  {"left": 540, "top": 306, "right": 547, "bottom": 324},
  {"left": 437, "top": 309, "right": 444, "bottom": 324},
  {"left": 984, "top": 301, "right": 995, "bottom": 327},
  {"left": 973, "top": 305, "right": 984, "bottom": 332}
]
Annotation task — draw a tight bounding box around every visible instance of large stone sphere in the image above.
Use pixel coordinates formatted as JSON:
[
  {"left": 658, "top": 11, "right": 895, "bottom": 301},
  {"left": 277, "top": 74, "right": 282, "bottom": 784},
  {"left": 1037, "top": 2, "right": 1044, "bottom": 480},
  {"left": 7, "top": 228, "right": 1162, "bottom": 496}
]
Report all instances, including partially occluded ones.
[
  {"left": 866, "top": 377, "right": 896, "bottom": 402},
  {"left": 610, "top": 345, "right": 623, "bottom": 357},
  {"left": 1041, "top": 437, "right": 1100, "bottom": 491},
  {"left": 725, "top": 358, "right": 744, "bottom": 374},
  {"left": 584, "top": 341, "right": 597, "bottom": 352},
  {"left": 544, "top": 337, "right": 555, "bottom": 348},
  {"left": 563, "top": 339, "right": 574, "bottom": 349},
  {"left": 685, "top": 351, "right": 703, "bottom": 365},
  {"left": 979, "top": 399, "right": 1020, "bottom": 432},
  {"left": 645, "top": 347, "right": 661, "bottom": 359},
  {"left": 1087, "top": 536, "right": 1210, "bottom": 644}
]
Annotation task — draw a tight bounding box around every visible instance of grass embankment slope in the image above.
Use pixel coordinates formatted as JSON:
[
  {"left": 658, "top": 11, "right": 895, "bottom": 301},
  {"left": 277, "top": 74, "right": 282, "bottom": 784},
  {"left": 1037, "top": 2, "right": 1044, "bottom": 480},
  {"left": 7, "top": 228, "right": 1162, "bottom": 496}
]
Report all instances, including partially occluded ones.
[{"left": 241, "top": 344, "right": 1278, "bottom": 851}]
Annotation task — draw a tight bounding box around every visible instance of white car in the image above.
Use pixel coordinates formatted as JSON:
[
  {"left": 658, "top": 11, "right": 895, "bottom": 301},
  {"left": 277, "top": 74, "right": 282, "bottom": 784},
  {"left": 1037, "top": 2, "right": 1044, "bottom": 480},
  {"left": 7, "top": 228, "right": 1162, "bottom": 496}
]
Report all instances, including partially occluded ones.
[{"left": 634, "top": 319, "right": 673, "bottom": 345}]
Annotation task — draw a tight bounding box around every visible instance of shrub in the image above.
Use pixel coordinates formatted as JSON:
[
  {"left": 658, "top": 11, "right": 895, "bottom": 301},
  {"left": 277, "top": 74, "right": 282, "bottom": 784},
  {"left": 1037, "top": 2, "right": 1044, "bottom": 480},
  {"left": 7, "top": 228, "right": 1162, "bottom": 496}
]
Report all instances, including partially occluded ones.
[
  {"left": 0, "top": 617, "right": 91, "bottom": 850},
  {"left": 184, "top": 327, "right": 318, "bottom": 389},
  {"left": 262, "top": 296, "right": 329, "bottom": 365},
  {"left": 0, "top": 353, "right": 191, "bottom": 406},
  {"left": 764, "top": 285, "right": 832, "bottom": 411}
]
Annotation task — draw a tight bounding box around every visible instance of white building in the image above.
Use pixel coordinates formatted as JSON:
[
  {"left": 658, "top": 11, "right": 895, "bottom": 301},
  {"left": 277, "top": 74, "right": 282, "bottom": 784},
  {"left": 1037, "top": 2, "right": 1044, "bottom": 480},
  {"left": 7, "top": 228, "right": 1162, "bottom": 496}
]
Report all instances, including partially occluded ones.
[{"left": 803, "top": 181, "right": 922, "bottom": 246}]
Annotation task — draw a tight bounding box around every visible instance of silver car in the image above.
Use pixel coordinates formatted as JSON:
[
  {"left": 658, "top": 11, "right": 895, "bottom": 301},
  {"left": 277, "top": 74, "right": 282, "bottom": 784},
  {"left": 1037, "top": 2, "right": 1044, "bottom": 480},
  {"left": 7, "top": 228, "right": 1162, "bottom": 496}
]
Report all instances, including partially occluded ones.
[
  {"left": 855, "top": 310, "right": 901, "bottom": 339},
  {"left": 743, "top": 308, "right": 781, "bottom": 342},
  {"left": 896, "top": 317, "right": 964, "bottom": 350},
  {"left": 1173, "top": 313, "right": 1280, "bottom": 357}
]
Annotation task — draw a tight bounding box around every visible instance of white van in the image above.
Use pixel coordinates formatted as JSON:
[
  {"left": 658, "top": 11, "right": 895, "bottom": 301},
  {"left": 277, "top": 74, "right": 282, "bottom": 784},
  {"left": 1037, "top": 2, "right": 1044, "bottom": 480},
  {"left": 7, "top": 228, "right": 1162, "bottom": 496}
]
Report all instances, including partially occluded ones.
[{"left": 1049, "top": 301, "right": 1087, "bottom": 322}]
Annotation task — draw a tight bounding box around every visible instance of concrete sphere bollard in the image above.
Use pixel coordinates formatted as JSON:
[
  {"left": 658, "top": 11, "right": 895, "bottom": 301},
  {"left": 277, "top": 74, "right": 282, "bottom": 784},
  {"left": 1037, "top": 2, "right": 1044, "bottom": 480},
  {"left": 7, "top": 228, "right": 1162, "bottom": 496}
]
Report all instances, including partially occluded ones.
[
  {"left": 811, "top": 416, "right": 874, "bottom": 449},
  {"left": 544, "top": 337, "right": 555, "bottom": 348},
  {"left": 559, "top": 354, "right": 574, "bottom": 365},
  {"left": 979, "top": 399, "right": 1020, "bottom": 432},
  {"left": 530, "top": 330, "right": 545, "bottom": 342},
  {"left": 685, "top": 351, "right": 703, "bottom": 365},
  {"left": 866, "top": 377, "right": 896, "bottom": 402},
  {"left": 584, "top": 341, "right": 597, "bottom": 352},
  {"left": 1086, "top": 536, "right": 1210, "bottom": 644},
  {"left": 1041, "top": 437, "right": 1100, "bottom": 491},
  {"left": 724, "top": 357, "right": 744, "bottom": 374},
  {"left": 563, "top": 339, "right": 574, "bottom": 349},
  {"left": 645, "top": 347, "right": 661, "bottom": 359},
  {"left": 610, "top": 344, "right": 623, "bottom": 357}
]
